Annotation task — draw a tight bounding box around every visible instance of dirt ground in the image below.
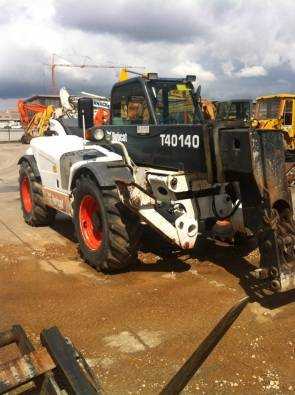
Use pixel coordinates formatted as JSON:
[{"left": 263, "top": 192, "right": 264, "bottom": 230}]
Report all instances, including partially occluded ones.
[{"left": 0, "top": 142, "right": 294, "bottom": 394}]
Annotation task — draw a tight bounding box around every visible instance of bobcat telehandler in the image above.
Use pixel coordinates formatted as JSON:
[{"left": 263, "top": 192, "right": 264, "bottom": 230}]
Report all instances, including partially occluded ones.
[{"left": 18, "top": 73, "right": 295, "bottom": 293}]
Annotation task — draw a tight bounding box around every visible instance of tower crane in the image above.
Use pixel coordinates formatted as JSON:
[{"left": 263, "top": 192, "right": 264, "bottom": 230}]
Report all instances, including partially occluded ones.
[{"left": 46, "top": 54, "right": 145, "bottom": 93}]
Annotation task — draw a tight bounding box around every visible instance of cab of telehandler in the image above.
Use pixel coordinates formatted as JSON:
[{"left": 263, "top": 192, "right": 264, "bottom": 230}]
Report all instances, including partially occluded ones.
[
  {"left": 80, "top": 74, "right": 207, "bottom": 173},
  {"left": 109, "top": 74, "right": 203, "bottom": 126},
  {"left": 78, "top": 74, "right": 203, "bottom": 129}
]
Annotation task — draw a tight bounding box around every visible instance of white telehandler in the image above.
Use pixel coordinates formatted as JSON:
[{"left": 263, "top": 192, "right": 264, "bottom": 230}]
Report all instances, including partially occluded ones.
[{"left": 18, "top": 74, "right": 295, "bottom": 292}]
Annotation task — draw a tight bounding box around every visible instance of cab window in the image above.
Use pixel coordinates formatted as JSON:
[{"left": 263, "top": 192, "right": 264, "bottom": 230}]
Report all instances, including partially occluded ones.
[
  {"left": 216, "top": 102, "right": 231, "bottom": 120},
  {"left": 216, "top": 102, "right": 250, "bottom": 120},
  {"left": 231, "top": 102, "right": 250, "bottom": 120},
  {"left": 228, "top": 103, "right": 237, "bottom": 119},
  {"left": 257, "top": 101, "right": 267, "bottom": 119},
  {"left": 148, "top": 82, "right": 196, "bottom": 124},
  {"left": 283, "top": 100, "right": 293, "bottom": 126},
  {"left": 256, "top": 99, "right": 280, "bottom": 120},
  {"left": 111, "top": 82, "right": 150, "bottom": 125}
]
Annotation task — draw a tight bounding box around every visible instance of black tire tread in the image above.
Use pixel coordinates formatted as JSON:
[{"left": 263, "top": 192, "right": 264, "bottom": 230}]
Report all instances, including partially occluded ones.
[
  {"left": 19, "top": 161, "right": 55, "bottom": 226},
  {"left": 74, "top": 173, "right": 141, "bottom": 272}
]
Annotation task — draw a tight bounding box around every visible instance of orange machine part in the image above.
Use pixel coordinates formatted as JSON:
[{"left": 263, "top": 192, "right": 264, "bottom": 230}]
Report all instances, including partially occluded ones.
[
  {"left": 18, "top": 100, "right": 47, "bottom": 128},
  {"left": 94, "top": 108, "right": 110, "bottom": 126}
]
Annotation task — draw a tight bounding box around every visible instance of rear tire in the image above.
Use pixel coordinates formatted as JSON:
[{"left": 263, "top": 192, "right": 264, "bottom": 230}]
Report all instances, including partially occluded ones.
[
  {"left": 19, "top": 161, "right": 56, "bottom": 226},
  {"left": 73, "top": 173, "right": 141, "bottom": 272},
  {"left": 20, "top": 134, "right": 31, "bottom": 144}
]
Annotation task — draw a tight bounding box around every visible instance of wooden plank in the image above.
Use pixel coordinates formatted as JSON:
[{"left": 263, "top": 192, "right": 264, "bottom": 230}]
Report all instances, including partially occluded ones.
[
  {"left": 11, "top": 325, "right": 35, "bottom": 354},
  {"left": 0, "top": 347, "right": 55, "bottom": 393}
]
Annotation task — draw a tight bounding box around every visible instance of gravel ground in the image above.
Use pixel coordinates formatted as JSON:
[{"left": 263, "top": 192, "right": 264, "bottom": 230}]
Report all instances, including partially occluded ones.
[{"left": 0, "top": 142, "right": 294, "bottom": 394}]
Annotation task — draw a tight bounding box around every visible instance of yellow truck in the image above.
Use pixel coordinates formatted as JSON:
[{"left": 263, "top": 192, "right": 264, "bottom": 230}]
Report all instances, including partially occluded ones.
[{"left": 253, "top": 94, "right": 295, "bottom": 153}]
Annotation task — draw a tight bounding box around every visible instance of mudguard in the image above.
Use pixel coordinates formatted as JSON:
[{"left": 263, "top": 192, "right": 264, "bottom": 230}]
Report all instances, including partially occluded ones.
[
  {"left": 70, "top": 161, "right": 133, "bottom": 190},
  {"left": 18, "top": 155, "right": 40, "bottom": 179}
]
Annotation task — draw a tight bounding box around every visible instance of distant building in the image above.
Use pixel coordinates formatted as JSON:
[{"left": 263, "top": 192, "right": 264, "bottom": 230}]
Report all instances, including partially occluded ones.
[
  {"left": 0, "top": 109, "right": 21, "bottom": 129},
  {"left": 24, "top": 94, "right": 61, "bottom": 108}
]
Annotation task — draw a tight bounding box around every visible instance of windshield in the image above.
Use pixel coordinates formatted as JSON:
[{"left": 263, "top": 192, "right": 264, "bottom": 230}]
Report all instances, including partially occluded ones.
[
  {"left": 256, "top": 98, "right": 280, "bottom": 120},
  {"left": 148, "top": 82, "right": 199, "bottom": 124},
  {"left": 217, "top": 101, "right": 250, "bottom": 120}
]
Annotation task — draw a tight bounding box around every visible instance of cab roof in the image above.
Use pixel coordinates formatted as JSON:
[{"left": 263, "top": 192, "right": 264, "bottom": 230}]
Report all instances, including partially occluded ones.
[
  {"left": 217, "top": 99, "right": 252, "bottom": 103},
  {"left": 256, "top": 93, "right": 295, "bottom": 100},
  {"left": 113, "top": 76, "right": 193, "bottom": 90}
]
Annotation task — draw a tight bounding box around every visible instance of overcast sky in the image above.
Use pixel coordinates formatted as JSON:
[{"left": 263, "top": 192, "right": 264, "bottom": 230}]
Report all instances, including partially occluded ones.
[{"left": 1, "top": 0, "right": 295, "bottom": 109}]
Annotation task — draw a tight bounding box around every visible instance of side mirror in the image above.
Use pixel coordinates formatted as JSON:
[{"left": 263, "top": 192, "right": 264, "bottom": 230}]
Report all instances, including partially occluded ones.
[{"left": 78, "top": 98, "right": 94, "bottom": 129}]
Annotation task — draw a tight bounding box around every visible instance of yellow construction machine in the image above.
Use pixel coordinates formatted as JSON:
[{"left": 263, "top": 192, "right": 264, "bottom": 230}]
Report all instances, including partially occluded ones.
[{"left": 253, "top": 94, "right": 295, "bottom": 153}]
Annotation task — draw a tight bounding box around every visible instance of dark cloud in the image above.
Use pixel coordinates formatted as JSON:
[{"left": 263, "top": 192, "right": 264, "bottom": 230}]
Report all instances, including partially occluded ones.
[
  {"left": 205, "top": 63, "right": 295, "bottom": 100},
  {"left": 55, "top": 0, "right": 214, "bottom": 43},
  {"left": 0, "top": 65, "right": 113, "bottom": 100},
  {"left": 2, "top": 0, "right": 295, "bottom": 103},
  {"left": 0, "top": 45, "right": 115, "bottom": 99},
  {"left": 0, "top": 79, "right": 46, "bottom": 99}
]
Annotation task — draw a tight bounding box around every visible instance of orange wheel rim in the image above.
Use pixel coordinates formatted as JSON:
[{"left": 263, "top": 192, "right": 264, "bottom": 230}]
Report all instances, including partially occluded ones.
[
  {"left": 79, "top": 195, "right": 103, "bottom": 251},
  {"left": 21, "top": 176, "right": 32, "bottom": 213}
]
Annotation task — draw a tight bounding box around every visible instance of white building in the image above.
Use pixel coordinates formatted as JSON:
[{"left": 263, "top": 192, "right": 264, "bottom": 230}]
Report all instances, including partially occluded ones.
[{"left": 0, "top": 109, "right": 21, "bottom": 129}]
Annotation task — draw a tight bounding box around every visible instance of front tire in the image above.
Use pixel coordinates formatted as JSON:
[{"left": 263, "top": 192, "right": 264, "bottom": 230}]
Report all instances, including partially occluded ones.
[
  {"left": 19, "top": 161, "right": 56, "bottom": 226},
  {"left": 73, "top": 174, "right": 141, "bottom": 272}
]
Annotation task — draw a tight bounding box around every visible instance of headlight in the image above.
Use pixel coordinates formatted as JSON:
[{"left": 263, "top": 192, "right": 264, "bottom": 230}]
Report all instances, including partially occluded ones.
[{"left": 93, "top": 128, "right": 105, "bottom": 141}]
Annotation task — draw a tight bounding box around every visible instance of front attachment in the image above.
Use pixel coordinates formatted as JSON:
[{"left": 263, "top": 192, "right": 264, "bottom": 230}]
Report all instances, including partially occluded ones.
[{"left": 219, "top": 129, "right": 295, "bottom": 292}]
